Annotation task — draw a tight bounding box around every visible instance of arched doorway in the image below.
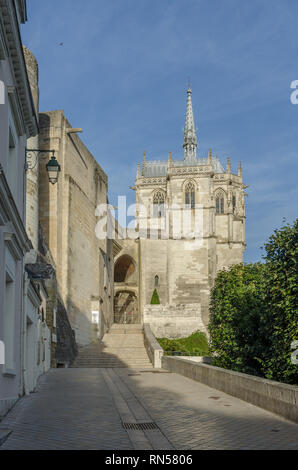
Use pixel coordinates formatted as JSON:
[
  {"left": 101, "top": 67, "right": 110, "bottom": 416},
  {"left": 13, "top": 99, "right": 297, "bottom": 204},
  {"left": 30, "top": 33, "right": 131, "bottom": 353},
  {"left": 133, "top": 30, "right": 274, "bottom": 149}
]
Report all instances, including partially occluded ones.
[
  {"left": 114, "top": 290, "right": 139, "bottom": 324},
  {"left": 114, "top": 254, "right": 136, "bottom": 283}
]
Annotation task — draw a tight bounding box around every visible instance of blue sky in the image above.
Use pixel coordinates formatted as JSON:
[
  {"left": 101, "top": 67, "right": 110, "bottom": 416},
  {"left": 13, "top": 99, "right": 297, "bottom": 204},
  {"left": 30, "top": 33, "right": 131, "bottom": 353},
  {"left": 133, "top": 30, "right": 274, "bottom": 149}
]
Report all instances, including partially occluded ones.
[{"left": 22, "top": 0, "right": 298, "bottom": 263}]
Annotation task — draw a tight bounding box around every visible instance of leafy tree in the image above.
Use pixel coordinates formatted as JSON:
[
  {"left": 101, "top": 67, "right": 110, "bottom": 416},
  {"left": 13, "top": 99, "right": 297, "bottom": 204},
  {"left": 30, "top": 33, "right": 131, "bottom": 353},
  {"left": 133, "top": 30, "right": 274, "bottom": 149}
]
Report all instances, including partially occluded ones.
[
  {"left": 209, "top": 219, "right": 298, "bottom": 385},
  {"left": 209, "top": 263, "right": 268, "bottom": 376},
  {"left": 260, "top": 219, "right": 298, "bottom": 383}
]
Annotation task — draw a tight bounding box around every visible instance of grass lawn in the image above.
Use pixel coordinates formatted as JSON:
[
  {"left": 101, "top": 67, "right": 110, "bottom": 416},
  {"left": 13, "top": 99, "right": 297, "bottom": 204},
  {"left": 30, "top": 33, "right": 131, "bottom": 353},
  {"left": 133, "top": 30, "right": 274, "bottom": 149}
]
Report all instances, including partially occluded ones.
[{"left": 157, "top": 330, "right": 209, "bottom": 356}]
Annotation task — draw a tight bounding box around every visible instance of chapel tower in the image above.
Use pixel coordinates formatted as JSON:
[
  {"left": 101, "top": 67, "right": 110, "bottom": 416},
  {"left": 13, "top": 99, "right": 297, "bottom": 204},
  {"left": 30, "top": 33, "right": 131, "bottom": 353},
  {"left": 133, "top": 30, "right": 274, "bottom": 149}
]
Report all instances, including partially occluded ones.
[{"left": 114, "top": 87, "right": 246, "bottom": 337}]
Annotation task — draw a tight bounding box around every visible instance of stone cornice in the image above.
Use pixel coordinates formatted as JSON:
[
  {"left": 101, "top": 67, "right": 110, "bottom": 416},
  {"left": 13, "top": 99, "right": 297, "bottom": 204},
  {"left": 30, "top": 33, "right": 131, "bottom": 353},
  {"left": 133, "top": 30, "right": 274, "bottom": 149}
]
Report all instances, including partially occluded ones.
[
  {"left": 169, "top": 165, "right": 213, "bottom": 176},
  {"left": 136, "top": 167, "right": 227, "bottom": 186},
  {"left": 0, "top": 0, "right": 38, "bottom": 137}
]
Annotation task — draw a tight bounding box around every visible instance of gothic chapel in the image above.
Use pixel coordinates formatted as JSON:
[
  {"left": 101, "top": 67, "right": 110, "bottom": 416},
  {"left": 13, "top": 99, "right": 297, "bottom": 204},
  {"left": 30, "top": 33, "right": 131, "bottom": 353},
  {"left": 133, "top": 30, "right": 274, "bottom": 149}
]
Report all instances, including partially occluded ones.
[{"left": 113, "top": 87, "right": 246, "bottom": 338}]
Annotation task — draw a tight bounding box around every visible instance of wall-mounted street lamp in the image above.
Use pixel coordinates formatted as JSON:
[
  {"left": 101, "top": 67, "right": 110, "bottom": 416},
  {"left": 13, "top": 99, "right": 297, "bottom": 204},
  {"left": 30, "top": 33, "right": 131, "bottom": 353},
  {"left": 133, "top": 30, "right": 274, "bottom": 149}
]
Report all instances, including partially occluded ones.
[
  {"left": 25, "top": 149, "right": 61, "bottom": 185},
  {"left": 46, "top": 154, "right": 61, "bottom": 185}
]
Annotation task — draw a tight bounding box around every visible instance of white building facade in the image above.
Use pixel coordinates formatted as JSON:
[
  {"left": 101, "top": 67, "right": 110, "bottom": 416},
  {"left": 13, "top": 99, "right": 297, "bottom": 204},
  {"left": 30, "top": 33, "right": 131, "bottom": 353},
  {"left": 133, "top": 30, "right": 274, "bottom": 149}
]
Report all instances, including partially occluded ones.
[{"left": 0, "top": 0, "right": 38, "bottom": 417}]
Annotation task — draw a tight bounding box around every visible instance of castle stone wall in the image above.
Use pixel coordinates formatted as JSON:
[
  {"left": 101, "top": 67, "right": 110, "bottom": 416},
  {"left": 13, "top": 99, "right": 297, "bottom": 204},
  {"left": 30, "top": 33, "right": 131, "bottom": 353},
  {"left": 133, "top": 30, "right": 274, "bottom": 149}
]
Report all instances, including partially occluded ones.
[
  {"left": 38, "top": 110, "right": 113, "bottom": 346},
  {"left": 144, "top": 304, "right": 208, "bottom": 339}
]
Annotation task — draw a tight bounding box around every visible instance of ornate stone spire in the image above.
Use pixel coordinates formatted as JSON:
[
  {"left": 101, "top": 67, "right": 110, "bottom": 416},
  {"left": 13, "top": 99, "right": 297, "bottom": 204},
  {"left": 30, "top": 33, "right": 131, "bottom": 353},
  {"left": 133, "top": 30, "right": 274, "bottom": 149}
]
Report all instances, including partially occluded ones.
[
  {"left": 238, "top": 161, "right": 242, "bottom": 178},
  {"left": 208, "top": 148, "right": 212, "bottom": 164},
  {"left": 227, "top": 156, "right": 231, "bottom": 174},
  {"left": 142, "top": 151, "right": 146, "bottom": 176},
  {"left": 183, "top": 86, "right": 197, "bottom": 162}
]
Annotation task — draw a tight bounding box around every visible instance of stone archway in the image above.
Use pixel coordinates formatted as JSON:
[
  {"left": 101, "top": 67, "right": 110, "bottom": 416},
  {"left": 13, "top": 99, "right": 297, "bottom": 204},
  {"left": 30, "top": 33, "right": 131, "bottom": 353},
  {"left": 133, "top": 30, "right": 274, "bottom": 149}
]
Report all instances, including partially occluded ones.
[
  {"left": 114, "top": 290, "right": 139, "bottom": 324},
  {"left": 114, "top": 254, "right": 136, "bottom": 283}
]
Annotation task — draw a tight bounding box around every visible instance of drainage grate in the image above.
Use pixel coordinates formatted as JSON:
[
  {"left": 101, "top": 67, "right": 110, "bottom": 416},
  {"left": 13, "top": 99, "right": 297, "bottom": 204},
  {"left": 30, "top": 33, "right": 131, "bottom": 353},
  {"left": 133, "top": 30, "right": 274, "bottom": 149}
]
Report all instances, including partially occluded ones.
[{"left": 122, "top": 422, "right": 159, "bottom": 431}]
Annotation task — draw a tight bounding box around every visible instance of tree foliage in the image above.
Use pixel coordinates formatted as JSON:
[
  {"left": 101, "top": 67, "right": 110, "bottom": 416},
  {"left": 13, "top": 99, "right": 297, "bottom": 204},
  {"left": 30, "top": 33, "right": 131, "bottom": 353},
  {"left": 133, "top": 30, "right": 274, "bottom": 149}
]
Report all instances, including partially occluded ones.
[{"left": 209, "top": 219, "right": 298, "bottom": 385}]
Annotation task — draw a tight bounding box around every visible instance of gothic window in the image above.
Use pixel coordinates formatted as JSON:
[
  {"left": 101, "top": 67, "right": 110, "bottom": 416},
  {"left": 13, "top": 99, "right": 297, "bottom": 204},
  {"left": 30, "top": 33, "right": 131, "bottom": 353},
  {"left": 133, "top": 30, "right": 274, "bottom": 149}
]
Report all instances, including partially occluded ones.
[
  {"left": 154, "top": 275, "right": 159, "bottom": 287},
  {"left": 153, "top": 191, "right": 165, "bottom": 217},
  {"left": 215, "top": 190, "right": 225, "bottom": 214},
  {"left": 216, "top": 197, "right": 219, "bottom": 214},
  {"left": 232, "top": 195, "right": 236, "bottom": 213},
  {"left": 185, "top": 181, "right": 195, "bottom": 208}
]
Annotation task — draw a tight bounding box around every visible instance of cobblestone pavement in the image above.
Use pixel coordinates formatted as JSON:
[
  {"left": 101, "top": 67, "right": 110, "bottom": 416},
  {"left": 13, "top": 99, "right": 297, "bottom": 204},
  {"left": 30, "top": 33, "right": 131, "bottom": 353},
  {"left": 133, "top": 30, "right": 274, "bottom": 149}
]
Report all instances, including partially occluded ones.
[{"left": 0, "top": 368, "right": 297, "bottom": 450}]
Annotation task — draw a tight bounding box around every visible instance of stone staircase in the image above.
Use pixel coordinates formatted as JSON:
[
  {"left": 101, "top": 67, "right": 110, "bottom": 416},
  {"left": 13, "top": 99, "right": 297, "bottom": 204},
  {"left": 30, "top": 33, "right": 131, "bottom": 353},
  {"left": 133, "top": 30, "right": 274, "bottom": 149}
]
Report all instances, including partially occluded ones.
[{"left": 71, "top": 324, "right": 153, "bottom": 369}]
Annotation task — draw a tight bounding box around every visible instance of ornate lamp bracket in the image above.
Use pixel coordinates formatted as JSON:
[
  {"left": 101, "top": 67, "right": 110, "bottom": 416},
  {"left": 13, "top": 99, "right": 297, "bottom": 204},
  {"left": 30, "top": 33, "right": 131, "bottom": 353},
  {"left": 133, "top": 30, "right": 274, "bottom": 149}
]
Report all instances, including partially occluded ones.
[{"left": 25, "top": 148, "right": 56, "bottom": 171}]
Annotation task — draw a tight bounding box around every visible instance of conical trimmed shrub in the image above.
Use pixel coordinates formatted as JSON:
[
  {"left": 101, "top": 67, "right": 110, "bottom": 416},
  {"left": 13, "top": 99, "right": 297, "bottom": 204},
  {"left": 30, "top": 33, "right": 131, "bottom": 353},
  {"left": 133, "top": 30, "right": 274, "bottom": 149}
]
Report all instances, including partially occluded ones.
[{"left": 150, "top": 289, "right": 160, "bottom": 305}]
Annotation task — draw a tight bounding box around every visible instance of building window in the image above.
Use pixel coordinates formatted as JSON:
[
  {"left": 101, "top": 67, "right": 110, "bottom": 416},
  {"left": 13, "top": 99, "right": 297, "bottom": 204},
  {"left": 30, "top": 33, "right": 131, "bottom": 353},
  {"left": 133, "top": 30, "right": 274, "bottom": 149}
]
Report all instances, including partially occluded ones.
[
  {"left": 215, "top": 191, "right": 225, "bottom": 214},
  {"left": 185, "top": 181, "right": 195, "bottom": 208},
  {"left": 154, "top": 275, "right": 159, "bottom": 287},
  {"left": 92, "top": 311, "right": 99, "bottom": 325},
  {"left": 232, "top": 195, "right": 236, "bottom": 213},
  {"left": 153, "top": 191, "right": 165, "bottom": 217}
]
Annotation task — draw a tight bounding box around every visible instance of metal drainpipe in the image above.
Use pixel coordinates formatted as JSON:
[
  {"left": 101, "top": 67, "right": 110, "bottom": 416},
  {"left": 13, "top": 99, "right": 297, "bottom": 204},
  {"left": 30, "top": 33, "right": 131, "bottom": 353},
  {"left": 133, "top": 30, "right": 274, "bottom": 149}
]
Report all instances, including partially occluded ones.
[{"left": 22, "top": 271, "right": 29, "bottom": 396}]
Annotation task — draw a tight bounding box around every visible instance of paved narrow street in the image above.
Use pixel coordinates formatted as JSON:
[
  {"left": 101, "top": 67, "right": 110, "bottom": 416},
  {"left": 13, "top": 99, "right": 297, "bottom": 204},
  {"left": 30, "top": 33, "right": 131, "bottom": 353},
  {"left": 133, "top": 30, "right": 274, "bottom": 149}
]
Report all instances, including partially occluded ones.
[{"left": 0, "top": 368, "right": 297, "bottom": 450}]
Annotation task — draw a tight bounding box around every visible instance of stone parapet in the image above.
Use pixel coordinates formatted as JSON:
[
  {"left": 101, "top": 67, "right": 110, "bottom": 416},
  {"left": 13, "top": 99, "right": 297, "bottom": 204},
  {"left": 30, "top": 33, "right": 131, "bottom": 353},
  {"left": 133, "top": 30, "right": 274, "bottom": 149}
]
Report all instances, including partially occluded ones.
[
  {"left": 143, "top": 324, "right": 164, "bottom": 368},
  {"left": 162, "top": 357, "right": 298, "bottom": 423}
]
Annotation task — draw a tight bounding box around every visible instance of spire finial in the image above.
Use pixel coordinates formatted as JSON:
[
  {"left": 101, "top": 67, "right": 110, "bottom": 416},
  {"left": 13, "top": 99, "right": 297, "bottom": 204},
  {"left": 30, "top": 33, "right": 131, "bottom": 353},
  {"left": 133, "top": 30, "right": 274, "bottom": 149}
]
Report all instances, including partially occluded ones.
[
  {"left": 238, "top": 160, "right": 242, "bottom": 178},
  {"left": 208, "top": 148, "right": 212, "bottom": 163},
  {"left": 183, "top": 86, "right": 197, "bottom": 161},
  {"left": 137, "top": 163, "right": 141, "bottom": 178},
  {"left": 142, "top": 151, "right": 146, "bottom": 176},
  {"left": 227, "top": 156, "right": 231, "bottom": 174},
  {"left": 168, "top": 151, "right": 172, "bottom": 168}
]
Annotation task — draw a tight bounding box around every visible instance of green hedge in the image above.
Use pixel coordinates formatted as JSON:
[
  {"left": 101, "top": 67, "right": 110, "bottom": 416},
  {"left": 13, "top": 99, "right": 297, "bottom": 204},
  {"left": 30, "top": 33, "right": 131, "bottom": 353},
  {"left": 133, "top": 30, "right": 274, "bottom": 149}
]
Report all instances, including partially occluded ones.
[
  {"left": 209, "top": 219, "right": 298, "bottom": 385},
  {"left": 157, "top": 331, "right": 209, "bottom": 356}
]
